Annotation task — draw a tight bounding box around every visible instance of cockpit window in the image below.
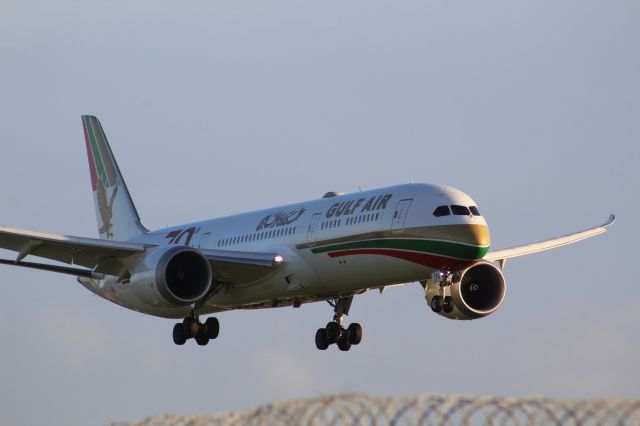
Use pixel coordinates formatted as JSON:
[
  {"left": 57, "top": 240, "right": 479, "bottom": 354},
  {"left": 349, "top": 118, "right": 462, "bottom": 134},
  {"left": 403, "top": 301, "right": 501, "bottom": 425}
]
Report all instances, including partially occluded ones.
[
  {"left": 433, "top": 205, "right": 451, "bottom": 217},
  {"left": 469, "top": 206, "right": 481, "bottom": 216},
  {"left": 451, "top": 205, "right": 471, "bottom": 216}
]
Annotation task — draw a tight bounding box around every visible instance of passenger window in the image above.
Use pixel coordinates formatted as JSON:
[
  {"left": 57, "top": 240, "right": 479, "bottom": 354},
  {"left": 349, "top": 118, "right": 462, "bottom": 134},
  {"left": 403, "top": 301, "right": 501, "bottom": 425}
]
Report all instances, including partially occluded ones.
[
  {"left": 433, "top": 205, "right": 450, "bottom": 217},
  {"left": 469, "top": 206, "right": 482, "bottom": 216},
  {"left": 451, "top": 205, "right": 471, "bottom": 216}
]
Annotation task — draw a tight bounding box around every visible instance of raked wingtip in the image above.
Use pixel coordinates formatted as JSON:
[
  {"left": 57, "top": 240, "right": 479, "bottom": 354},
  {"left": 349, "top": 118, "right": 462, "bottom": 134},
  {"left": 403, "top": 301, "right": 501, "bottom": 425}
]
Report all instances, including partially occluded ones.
[{"left": 604, "top": 214, "right": 616, "bottom": 228}]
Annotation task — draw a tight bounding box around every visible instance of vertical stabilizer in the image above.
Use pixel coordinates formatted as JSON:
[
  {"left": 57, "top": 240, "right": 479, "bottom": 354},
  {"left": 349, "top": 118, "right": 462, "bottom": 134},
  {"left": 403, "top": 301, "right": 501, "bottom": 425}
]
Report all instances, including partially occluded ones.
[{"left": 82, "top": 115, "right": 147, "bottom": 240}]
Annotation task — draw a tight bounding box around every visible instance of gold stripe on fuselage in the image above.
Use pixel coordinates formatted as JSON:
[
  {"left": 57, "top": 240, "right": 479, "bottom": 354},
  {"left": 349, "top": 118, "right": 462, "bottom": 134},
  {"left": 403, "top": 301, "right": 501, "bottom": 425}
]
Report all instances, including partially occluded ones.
[{"left": 295, "top": 224, "right": 490, "bottom": 250}]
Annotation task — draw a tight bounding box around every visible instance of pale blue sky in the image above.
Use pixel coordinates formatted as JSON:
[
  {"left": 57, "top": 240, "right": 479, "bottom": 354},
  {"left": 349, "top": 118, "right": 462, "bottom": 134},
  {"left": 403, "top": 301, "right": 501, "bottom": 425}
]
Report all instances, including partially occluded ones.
[{"left": 1, "top": 1, "right": 638, "bottom": 425}]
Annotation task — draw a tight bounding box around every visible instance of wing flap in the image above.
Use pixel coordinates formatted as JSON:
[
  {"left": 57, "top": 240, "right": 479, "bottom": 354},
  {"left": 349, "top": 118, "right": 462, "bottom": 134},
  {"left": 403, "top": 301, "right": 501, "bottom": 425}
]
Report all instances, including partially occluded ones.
[
  {"left": 0, "top": 258, "right": 93, "bottom": 277},
  {"left": 484, "top": 214, "right": 615, "bottom": 264}
]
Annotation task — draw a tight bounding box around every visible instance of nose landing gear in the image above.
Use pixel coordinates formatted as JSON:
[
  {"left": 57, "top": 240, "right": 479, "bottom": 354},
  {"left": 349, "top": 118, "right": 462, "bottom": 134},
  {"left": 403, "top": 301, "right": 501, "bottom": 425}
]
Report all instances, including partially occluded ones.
[{"left": 315, "top": 296, "right": 362, "bottom": 351}]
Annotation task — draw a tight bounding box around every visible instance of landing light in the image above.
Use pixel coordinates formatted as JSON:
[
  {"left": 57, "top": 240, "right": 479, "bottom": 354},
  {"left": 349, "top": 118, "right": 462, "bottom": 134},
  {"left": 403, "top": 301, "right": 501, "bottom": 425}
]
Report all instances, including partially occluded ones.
[{"left": 274, "top": 255, "right": 284, "bottom": 264}]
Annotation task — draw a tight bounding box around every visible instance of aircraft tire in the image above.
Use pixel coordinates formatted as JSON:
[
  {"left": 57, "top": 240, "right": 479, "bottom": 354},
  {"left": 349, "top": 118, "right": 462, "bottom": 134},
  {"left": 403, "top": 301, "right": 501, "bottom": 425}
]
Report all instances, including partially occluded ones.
[
  {"left": 337, "top": 335, "right": 352, "bottom": 351},
  {"left": 326, "top": 322, "right": 341, "bottom": 344},
  {"left": 315, "top": 328, "right": 329, "bottom": 350},
  {"left": 443, "top": 296, "right": 454, "bottom": 313},
  {"left": 182, "top": 317, "right": 195, "bottom": 339},
  {"left": 347, "top": 323, "right": 362, "bottom": 345},
  {"left": 205, "top": 317, "right": 220, "bottom": 339},
  {"left": 195, "top": 332, "right": 209, "bottom": 346},
  {"left": 173, "top": 323, "right": 187, "bottom": 345},
  {"left": 431, "top": 296, "right": 443, "bottom": 313}
]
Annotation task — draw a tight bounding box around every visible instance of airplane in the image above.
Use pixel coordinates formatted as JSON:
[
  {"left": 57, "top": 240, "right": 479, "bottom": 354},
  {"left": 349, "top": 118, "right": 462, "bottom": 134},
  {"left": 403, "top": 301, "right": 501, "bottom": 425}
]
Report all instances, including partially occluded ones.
[{"left": 0, "top": 116, "right": 615, "bottom": 351}]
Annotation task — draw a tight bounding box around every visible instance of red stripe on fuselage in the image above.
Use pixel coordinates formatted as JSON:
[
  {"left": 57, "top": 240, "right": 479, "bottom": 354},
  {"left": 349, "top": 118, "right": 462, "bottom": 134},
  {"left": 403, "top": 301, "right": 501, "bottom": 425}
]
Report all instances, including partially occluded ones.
[
  {"left": 82, "top": 117, "right": 98, "bottom": 191},
  {"left": 327, "top": 249, "right": 476, "bottom": 270}
]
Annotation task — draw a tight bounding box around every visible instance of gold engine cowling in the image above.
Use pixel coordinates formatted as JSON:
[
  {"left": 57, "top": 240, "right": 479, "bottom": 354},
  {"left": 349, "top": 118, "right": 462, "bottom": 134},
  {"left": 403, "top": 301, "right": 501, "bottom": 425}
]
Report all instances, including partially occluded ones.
[{"left": 425, "top": 262, "right": 506, "bottom": 320}]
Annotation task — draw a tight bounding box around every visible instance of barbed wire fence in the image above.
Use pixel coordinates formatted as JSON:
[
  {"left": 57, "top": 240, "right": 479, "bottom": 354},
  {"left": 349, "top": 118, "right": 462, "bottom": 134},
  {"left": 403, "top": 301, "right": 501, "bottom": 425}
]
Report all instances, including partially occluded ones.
[{"left": 117, "top": 393, "right": 640, "bottom": 426}]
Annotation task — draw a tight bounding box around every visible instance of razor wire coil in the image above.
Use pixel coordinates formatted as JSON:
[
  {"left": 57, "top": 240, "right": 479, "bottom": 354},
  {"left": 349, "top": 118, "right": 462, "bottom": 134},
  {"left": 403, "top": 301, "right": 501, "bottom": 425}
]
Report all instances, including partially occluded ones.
[{"left": 117, "top": 393, "right": 640, "bottom": 426}]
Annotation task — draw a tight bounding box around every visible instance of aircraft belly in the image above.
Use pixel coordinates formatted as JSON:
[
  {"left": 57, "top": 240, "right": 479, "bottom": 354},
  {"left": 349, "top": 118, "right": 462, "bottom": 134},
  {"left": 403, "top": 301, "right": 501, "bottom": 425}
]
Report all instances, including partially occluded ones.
[
  {"left": 301, "top": 250, "right": 428, "bottom": 292},
  {"left": 205, "top": 247, "right": 327, "bottom": 308}
]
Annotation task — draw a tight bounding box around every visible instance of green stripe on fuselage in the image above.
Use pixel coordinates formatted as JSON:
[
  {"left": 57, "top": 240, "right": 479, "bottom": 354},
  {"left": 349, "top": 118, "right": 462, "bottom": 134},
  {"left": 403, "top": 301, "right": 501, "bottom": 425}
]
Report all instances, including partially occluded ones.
[{"left": 311, "top": 238, "right": 489, "bottom": 260}]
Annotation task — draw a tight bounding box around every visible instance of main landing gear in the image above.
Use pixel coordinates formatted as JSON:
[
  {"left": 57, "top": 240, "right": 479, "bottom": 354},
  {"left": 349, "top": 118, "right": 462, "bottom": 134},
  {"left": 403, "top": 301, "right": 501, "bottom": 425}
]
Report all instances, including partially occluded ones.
[
  {"left": 172, "top": 307, "right": 219, "bottom": 346},
  {"left": 315, "top": 296, "right": 362, "bottom": 352}
]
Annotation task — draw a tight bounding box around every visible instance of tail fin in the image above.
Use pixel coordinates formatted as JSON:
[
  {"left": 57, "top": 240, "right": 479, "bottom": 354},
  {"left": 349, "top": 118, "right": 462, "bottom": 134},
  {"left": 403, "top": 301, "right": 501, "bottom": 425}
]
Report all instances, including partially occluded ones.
[{"left": 82, "top": 115, "right": 148, "bottom": 240}]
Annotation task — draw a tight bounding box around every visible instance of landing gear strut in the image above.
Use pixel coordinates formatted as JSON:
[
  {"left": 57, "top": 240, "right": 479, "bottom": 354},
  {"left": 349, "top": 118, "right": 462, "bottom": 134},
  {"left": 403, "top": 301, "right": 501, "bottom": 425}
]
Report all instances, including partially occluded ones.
[
  {"left": 172, "top": 307, "right": 219, "bottom": 346},
  {"left": 315, "top": 296, "right": 362, "bottom": 351}
]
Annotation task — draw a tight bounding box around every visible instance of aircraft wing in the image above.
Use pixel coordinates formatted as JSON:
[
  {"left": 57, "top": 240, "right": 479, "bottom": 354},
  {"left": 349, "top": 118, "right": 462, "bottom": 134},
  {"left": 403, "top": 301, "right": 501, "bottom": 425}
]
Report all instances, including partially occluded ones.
[
  {"left": 0, "top": 225, "right": 147, "bottom": 276},
  {"left": 200, "top": 248, "right": 283, "bottom": 284},
  {"left": 0, "top": 225, "right": 282, "bottom": 282},
  {"left": 484, "top": 214, "right": 615, "bottom": 267}
]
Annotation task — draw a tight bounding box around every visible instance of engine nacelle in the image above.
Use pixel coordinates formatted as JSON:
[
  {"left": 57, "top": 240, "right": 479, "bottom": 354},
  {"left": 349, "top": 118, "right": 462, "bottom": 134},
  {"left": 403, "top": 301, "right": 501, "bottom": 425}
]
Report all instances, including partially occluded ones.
[
  {"left": 425, "top": 262, "right": 506, "bottom": 320},
  {"left": 129, "top": 245, "right": 213, "bottom": 307}
]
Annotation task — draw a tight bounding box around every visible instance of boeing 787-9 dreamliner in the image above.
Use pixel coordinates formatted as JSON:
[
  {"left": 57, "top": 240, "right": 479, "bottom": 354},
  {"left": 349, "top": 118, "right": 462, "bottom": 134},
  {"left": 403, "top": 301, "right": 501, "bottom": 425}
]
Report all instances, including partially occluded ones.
[{"left": 0, "top": 116, "right": 615, "bottom": 351}]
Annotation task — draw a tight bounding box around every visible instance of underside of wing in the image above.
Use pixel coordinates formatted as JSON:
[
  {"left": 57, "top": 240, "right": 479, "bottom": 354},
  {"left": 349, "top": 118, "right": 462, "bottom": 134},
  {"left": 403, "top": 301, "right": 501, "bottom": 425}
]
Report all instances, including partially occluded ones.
[
  {"left": 200, "top": 248, "right": 283, "bottom": 284},
  {"left": 484, "top": 214, "right": 615, "bottom": 266}
]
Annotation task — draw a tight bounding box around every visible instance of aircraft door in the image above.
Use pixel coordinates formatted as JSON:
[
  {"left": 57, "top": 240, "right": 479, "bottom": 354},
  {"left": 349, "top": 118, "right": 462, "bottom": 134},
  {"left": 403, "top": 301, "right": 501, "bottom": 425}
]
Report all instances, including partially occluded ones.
[
  {"left": 307, "top": 213, "right": 322, "bottom": 243},
  {"left": 391, "top": 199, "right": 413, "bottom": 232}
]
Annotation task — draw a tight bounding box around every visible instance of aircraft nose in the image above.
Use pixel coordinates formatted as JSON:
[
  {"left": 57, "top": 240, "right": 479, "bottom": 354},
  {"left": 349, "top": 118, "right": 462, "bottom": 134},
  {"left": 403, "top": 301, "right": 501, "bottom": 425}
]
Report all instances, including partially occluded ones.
[{"left": 461, "top": 224, "right": 491, "bottom": 259}]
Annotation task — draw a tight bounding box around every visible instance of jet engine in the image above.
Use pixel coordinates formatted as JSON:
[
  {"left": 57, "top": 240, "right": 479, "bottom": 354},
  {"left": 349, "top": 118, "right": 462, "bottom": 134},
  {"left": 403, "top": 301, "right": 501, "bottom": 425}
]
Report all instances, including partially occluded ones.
[
  {"left": 129, "top": 245, "right": 213, "bottom": 307},
  {"left": 425, "top": 262, "right": 506, "bottom": 320}
]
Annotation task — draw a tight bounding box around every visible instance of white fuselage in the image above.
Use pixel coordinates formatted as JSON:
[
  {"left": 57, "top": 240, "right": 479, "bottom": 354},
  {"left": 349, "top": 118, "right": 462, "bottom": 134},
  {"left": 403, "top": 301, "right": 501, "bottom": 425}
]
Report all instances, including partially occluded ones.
[{"left": 82, "top": 183, "right": 490, "bottom": 319}]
